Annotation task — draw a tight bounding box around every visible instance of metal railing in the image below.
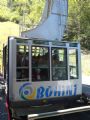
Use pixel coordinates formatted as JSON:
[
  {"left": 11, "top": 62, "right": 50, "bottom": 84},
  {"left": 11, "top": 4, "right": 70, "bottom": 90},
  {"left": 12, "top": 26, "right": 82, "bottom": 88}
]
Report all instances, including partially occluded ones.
[{"left": 28, "top": 105, "right": 90, "bottom": 120}]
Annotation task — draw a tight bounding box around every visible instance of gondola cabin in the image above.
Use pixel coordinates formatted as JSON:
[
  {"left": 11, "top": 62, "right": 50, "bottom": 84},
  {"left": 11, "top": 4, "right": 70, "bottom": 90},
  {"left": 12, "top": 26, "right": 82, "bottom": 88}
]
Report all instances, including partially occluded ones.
[{"left": 3, "top": 36, "right": 82, "bottom": 116}]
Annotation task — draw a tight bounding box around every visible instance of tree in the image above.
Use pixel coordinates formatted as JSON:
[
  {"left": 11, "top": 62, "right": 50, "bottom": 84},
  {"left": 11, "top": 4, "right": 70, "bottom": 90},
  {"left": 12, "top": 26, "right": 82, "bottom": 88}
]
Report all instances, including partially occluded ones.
[
  {"left": 0, "top": 0, "right": 45, "bottom": 27},
  {"left": 0, "top": 0, "right": 90, "bottom": 50},
  {"left": 9, "top": 0, "right": 45, "bottom": 29},
  {"left": 0, "top": 0, "right": 11, "bottom": 21},
  {"left": 64, "top": 0, "right": 90, "bottom": 50}
]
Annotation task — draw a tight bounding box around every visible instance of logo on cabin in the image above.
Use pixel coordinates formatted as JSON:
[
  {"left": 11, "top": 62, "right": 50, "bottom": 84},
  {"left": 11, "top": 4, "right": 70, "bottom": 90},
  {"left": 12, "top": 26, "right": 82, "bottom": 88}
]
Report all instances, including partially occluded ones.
[
  {"left": 19, "top": 83, "right": 36, "bottom": 100},
  {"left": 19, "top": 83, "right": 77, "bottom": 100}
]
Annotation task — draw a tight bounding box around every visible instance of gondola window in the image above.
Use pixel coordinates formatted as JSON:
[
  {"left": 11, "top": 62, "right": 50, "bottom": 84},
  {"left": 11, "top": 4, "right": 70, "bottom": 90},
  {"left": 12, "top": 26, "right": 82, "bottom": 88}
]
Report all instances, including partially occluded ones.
[
  {"left": 16, "top": 45, "right": 29, "bottom": 81},
  {"left": 52, "top": 48, "right": 67, "bottom": 80},
  {"left": 32, "top": 46, "right": 50, "bottom": 81}
]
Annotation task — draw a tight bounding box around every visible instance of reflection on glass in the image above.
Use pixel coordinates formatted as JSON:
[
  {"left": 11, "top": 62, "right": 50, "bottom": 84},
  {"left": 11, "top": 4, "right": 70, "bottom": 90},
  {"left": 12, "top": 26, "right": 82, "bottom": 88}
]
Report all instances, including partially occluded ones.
[
  {"left": 69, "top": 49, "right": 78, "bottom": 79},
  {"left": 16, "top": 45, "right": 29, "bottom": 81},
  {"left": 32, "top": 46, "right": 50, "bottom": 81},
  {"left": 52, "top": 48, "right": 67, "bottom": 80}
]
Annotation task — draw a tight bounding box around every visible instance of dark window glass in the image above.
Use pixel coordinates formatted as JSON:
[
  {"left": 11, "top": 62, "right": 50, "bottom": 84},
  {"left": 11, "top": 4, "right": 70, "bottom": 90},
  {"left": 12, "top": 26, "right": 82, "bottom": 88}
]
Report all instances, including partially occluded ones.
[
  {"left": 3, "top": 46, "right": 8, "bottom": 79},
  {"left": 52, "top": 48, "right": 67, "bottom": 80},
  {"left": 16, "top": 45, "right": 29, "bottom": 81},
  {"left": 32, "top": 46, "right": 50, "bottom": 81}
]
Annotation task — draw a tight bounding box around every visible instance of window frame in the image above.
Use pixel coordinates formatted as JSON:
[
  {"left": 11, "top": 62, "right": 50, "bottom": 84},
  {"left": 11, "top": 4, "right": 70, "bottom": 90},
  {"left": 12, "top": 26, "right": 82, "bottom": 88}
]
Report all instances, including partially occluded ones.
[
  {"left": 51, "top": 47, "right": 68, "bottom": 81},
  {"left": 16, "top": 44, "right": 29, "bottom": 82},
  {"left": 31, "top": 46, "right": 50, "bottom": 82},
  {"left": 69, "top": 48, "right": 79, "bottom": 80}
]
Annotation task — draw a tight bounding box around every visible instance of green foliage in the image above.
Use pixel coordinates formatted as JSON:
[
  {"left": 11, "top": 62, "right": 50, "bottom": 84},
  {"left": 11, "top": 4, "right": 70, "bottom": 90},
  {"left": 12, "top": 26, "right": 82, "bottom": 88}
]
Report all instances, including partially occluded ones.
[
  {"left": 27, "top": 0, "right": 44, "bottom": 27},
  {"left": 0, "top": 0, "right": 11, "bottom": 21},
  {"left": 0, "top": 0, "right": 45, "bottom": 26},
  {"left": 9, "top": 0, "right": 45, "bottom": 27},
  {"left": 65, "top": 0, "right": 90, "bottom": 50},
  {"left": 0, "top": 0, "right": 90, "bottom": 49},
  {"left": 10, "top": 11, "right": 20, "bottom": 23}
]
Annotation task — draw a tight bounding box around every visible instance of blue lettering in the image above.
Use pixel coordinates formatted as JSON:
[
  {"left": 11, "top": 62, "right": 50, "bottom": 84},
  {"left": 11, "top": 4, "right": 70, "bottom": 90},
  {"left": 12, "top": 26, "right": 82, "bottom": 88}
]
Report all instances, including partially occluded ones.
[
  {"left": 66, "top": 90, "right": 68, "bottom": 96},
  {"left": 74, "top": 85, "right": 77, "bottom": 96},
  {"left": 54, "top": 91, "right": 61, "bottom": 96},
  {"left": 66, "top": 88, "right": 69, "bottom": 96},
  {"left": 45, "top": 86, "right": 52, "bottom": 97},
  {"left": 62, "top": 90, "right": 65, "bottom": 96},
  {"left": 37, "top": 87, "right": 45, "bottom": 99},
  {"left": 69, "top": 89, "right": 72, "bottom": 96},
  {"left": 36, "top": 85, "right": 77, "bottom": 99}
]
